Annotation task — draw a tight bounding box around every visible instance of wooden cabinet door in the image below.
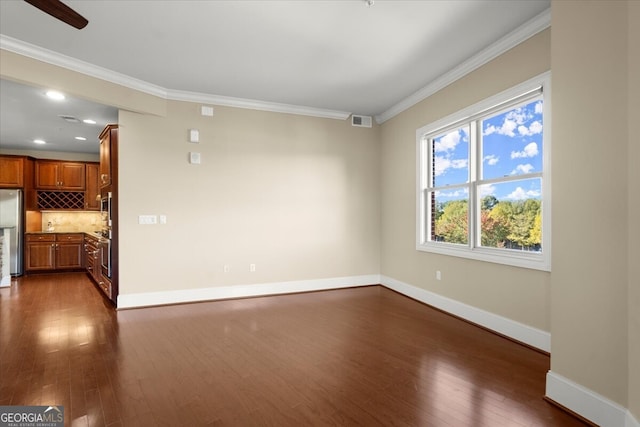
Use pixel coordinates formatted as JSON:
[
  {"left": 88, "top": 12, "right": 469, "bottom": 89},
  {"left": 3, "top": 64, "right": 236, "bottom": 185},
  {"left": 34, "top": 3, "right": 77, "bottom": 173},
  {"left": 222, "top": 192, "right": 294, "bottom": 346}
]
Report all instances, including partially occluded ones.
[
  {"left": 35, "top": 161, "right": 60, "bottom": 189},
  {"left": 59, "top": 162, "right": 85, "bottom": 190},
  {"left": 0, "top": 156, "right": 24, "bottom": 187},
  {"left": 56, "top": 242, "right": 83, "bottom": 269},
  {"left": 25, "top": 242, "right": 55, "bottom": 270},
  {"left": 99, "top": 127, "right": 112, "bottom": 188},
  {"left": 85, "top": 163, "right": 100, "bottom": 210},
  {"left": 55, "top": 234, "right": 84, "bottom": 269}
]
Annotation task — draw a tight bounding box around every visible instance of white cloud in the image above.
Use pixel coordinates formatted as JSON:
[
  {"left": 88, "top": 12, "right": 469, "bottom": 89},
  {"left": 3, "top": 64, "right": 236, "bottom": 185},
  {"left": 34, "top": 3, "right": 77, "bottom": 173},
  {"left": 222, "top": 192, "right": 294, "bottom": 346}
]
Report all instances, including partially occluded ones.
[
  {"left": 434, "top": 130, "right": 461, "bottom": 153},
  {"left": 435, "top": 188, "right": 469, "bottom": 198},
  {"left": 483, "top": 154, "right": 499, "bottom": 165},
  {"left": 434, "top": 156, "right": 468, "bottom": 176},
  {"left": 511, "top": 163, "right": 534, "bottom": 175},
  {"left": 483, "top": 124, "right": 497, "bottom": 136},
  {"left": 535, "top": 101, "right": 543, "bottom": 114},
  {"left": 506, "top": 187, "right": 541, "bottom": 200},
  {"left": 478, "top": 184, "right": 496, "bottom": 197},
  {"left": 484, "top": 105, "right": 542, "bottom": 138},
  {"left": 517, "top": 120, "right": 543, "bottom": 136},
  {"left": 500, "top": 119, "right": 517, "bottom": 137},
  {"left": 511, "top": 142, "right": 539, "bottom": 159}
]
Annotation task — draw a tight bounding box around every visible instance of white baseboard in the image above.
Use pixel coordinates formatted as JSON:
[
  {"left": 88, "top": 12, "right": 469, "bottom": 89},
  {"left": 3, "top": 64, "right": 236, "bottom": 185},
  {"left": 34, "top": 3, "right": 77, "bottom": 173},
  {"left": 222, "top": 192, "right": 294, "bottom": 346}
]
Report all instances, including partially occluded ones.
[
  {"left": 380, "top": 275, "right": 551, "bottom": 352},
  {"left": 117, "top": 274, "right": 381, "bottom": 309},
  {"left": 546, "top": 370, "right": 634, "bottom": 427}
]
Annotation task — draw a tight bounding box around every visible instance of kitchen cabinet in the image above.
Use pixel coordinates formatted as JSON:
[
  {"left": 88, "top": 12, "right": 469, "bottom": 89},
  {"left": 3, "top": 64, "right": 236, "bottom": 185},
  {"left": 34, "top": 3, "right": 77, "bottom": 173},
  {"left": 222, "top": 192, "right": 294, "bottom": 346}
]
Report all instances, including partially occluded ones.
[
  {"left": 85, "top": 163, "right": 100, "bottom": 210},
  {"left": 25, "top": 233, "right": 84, "bottom": 271},
  {"left": 84, "top": 234, "right": 102, "bottom": 284},
  {"left": 0, "top": 156, "right": 24, "bottom": 188},
  {"left": 25, "top": 234, "right": 55, "bottom": 270},
  {"left": 35, "top": 160, "right": 86, "bottom": 190},
  {"left": 56, "top": 234, "right": 84, "bottom": 269},
  {"left": 99, "top": 125, "right": 117, "bottom": 188}
]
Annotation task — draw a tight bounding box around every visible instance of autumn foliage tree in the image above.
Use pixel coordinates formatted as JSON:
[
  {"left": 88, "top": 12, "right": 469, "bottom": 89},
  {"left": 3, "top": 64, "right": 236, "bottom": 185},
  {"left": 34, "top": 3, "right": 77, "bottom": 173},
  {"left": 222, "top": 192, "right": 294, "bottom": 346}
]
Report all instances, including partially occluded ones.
[{"left": 434, "top": 196, "right": 541, "bottom": 251}]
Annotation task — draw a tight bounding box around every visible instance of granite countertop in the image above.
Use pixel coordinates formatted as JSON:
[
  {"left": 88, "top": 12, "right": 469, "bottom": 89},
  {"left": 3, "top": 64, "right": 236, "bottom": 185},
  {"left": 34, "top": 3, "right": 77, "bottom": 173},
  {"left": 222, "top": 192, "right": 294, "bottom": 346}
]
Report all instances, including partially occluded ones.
[{"left": 26, "top": 230, "right": 104, "bottom": 237}]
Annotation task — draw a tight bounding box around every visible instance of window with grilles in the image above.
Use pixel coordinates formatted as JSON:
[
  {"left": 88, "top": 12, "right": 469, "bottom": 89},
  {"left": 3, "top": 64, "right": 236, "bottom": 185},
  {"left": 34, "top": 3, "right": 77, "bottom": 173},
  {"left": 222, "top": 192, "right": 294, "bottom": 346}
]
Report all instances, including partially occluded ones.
[{"left": 37, "top": 191, "right": 85, "bottom": 210}]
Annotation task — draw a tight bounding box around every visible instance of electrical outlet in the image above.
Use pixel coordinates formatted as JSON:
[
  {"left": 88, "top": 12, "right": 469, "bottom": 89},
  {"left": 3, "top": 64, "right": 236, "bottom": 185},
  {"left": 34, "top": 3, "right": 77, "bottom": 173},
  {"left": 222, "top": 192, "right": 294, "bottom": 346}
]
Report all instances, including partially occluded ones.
[
  {"left": 250, "top": 264, "right": 256, "bottom": 272},
  {"left": 223, "top": 265, "right": 230, "bottom": 273},
  {"left": 436, "top": 270, "right": 442, "bottom": 281}
]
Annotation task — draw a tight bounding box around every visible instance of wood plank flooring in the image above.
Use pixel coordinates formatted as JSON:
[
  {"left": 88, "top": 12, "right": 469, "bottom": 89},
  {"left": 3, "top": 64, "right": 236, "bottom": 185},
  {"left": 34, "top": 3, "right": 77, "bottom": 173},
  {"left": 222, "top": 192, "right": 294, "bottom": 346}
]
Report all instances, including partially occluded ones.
[{"left": 0, "top": 273, "right": 587, "bottom": 426}]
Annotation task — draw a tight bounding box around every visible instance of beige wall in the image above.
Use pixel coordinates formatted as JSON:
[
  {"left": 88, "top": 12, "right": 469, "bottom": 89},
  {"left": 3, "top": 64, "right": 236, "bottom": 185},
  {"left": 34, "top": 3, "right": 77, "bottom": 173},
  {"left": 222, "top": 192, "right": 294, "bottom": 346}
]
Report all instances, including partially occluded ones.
[
  {"left": 379, "top": 30, "right": 552, "bottom": 331},
  {"left": 1, "top": 49, "right": 381, "bottom": 295},
  {"left": 628, "top": 0, "right": 640, "bottom": 419},
  {"left": 550, "top": 0, "right": 631, "bottom": 408},
  {"left": 117, "top": 101, "right": 381, "bottom": 293}
]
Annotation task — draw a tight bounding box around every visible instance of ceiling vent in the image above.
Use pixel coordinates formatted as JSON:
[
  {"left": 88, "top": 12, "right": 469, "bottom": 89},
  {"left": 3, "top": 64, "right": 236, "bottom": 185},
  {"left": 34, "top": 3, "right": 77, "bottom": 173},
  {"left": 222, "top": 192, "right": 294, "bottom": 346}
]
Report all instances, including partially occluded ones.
[
  {"left": 58, "top": 115, "right": 80, "bottom": 123},
  {"left": 351, "top": 115, "right": 372, "bottom": 128}
]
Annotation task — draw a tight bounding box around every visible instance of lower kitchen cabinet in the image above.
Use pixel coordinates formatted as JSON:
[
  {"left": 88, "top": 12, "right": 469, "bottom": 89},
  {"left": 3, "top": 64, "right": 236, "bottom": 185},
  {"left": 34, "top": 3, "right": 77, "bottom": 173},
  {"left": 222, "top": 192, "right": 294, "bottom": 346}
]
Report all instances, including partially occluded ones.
[
  {"left": 25, "top": 235, "right": 55, "bottom": 270},
  {"left": 25, "top": 233, "right": 84, "bottom": 272},
  {"left": 84, "top": 234, "right": 112, "bottom": 300},
  {"left": 84, "top": 234, "right": 102, "bottom": 283}
]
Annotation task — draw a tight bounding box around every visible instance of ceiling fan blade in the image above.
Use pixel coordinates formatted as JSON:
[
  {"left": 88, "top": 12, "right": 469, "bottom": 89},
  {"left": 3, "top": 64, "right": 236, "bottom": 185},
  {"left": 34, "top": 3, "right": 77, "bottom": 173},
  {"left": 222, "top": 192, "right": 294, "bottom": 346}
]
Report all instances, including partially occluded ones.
[{"left": 24, "top": 0, "right": 88, "bottom": 29}]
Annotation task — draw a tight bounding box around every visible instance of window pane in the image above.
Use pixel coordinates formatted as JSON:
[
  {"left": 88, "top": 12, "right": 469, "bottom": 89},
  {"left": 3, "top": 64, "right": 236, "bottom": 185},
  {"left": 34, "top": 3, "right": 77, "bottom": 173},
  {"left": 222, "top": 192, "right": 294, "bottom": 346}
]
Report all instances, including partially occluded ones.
[
  {"left": 478, "top": 178, "right": 542, "bottom": 252},
  {"left": 430, "top": 189, "right": 469, "bottom": 245},
  {"left": 432, "top": 126, "right": 469, "bottom": 187},
  {"left": 481, "top": 100, "right": 543, "bottom": 180}
]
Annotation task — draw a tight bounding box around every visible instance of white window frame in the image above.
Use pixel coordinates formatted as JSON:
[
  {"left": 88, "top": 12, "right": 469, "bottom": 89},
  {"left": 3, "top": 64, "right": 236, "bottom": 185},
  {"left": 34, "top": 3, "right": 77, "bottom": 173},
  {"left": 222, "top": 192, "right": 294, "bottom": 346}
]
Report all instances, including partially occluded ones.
[{"left": 416, "top": 72, "right": 551, "bottom": 271}]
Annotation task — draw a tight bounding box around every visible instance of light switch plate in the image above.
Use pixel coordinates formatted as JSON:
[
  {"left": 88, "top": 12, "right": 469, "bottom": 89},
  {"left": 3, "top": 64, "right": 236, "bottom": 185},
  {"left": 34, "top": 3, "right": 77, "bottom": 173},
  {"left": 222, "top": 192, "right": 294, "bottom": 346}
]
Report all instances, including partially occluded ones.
[
  {"left": 189, "top": 152, "right": 201, "bottom": 164},
  {"left": 189, "top": 129, "right": 199, "bottom": 143},
  {"left": 139, "top": 215, "right": 157, "bottom": 225}
]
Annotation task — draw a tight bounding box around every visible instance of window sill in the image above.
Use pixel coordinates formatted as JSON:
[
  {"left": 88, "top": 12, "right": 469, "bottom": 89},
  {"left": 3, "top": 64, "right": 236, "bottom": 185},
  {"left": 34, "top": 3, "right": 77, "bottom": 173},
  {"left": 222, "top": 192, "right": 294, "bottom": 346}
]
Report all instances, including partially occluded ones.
[{"left": 416, "top": 242, "right": 551, "bottom": 272}]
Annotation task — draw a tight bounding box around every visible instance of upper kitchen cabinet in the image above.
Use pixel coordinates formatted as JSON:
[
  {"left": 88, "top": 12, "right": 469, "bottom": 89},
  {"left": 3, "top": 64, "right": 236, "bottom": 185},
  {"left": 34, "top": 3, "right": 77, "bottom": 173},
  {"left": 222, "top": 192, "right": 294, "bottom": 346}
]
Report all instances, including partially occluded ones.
[
  {"left": 0, "top": 155, "right": 24, "bottom": 188},
  {"left": 35, "top": 160, "right": 86, "bottom": 190},
  {"left": 85, "top": 163, "right": 100, "bottom": 210},
  {"left": 99, "top": 124, "right": 117, "bottom": 188}
]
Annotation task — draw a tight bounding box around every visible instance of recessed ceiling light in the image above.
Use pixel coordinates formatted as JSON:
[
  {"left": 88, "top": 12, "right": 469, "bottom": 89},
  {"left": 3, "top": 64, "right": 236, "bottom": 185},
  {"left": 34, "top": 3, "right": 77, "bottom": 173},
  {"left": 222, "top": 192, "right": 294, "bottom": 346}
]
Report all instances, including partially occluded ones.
[
  {"left": 34, "top": 139, "right": 46, "bottom": 144},
  {"left": 75, "top": 136, "right": 87, "bottom": 141},
  {"left": 46, "top": 90, "right": 65, "bottom": 101},
  {"left": 83, "top": 119, "right": 96, "bottom": 124}
]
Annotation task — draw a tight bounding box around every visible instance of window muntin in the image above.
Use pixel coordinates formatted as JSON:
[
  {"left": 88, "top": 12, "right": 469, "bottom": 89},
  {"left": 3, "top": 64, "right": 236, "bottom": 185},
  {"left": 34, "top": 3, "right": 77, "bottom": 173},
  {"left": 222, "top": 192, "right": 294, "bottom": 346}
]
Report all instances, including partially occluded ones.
[{"left": 417, "top": 73, "right": 550, "bottom": 271}]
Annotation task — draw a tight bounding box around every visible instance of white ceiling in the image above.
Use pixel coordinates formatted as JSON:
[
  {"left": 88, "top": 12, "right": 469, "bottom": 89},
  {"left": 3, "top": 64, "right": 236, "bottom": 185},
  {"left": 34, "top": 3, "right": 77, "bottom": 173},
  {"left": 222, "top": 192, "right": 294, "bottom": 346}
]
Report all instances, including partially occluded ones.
[
  {"left": 0, "top": 0, "right": 550, "bottom": 154},
  {"left": 0, "top": 79, "right": 118, "bottom": 154}
]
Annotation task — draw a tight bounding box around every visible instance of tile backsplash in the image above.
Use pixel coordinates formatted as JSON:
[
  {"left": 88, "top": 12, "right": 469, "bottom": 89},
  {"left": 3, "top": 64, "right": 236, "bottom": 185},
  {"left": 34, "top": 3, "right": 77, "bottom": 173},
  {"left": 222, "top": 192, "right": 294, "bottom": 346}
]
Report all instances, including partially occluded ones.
[{"left": 41, "top": 212, "right": 103, "bottom": 233}]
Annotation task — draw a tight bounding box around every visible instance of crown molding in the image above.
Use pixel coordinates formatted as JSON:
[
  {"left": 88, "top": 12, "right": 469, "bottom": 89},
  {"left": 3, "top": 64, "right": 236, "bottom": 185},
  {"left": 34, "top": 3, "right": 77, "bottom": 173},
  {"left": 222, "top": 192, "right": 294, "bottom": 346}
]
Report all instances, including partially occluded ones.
[
  {"left": 166, "top": 89, "right": 351, "bottom": 120},
  {"left": 374, "top": 7, "right": 551, "bottom": 124},
  {"left": 0, "top": 34, "right": 350, "bottom": 121},
  {"left": 0, "top": 34, "right": 169, "bottom": 98}
]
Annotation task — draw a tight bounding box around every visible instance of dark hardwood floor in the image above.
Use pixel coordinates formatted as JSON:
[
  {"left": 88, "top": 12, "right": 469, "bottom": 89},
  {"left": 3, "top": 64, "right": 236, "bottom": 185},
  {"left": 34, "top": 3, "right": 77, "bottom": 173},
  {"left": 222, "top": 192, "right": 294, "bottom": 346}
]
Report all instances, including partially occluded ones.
[{"left": 0, "top": 273, "right": 586, "bottom": 426}]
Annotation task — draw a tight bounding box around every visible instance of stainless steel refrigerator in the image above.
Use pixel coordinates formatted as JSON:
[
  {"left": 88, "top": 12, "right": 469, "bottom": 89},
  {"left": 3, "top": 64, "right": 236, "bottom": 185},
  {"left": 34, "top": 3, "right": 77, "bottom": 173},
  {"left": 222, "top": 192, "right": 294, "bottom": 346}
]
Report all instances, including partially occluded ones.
[{"left": 0, "top": 189, "right": 23, "bottom": 276}]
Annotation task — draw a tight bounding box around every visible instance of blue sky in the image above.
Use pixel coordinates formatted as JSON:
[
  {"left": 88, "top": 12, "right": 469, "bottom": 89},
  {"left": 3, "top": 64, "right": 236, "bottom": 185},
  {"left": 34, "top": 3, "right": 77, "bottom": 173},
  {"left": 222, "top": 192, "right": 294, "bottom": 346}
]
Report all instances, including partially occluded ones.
[{"left": 432, "top": 99, "right": 543, "bottom": 202}]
